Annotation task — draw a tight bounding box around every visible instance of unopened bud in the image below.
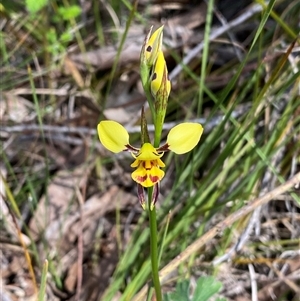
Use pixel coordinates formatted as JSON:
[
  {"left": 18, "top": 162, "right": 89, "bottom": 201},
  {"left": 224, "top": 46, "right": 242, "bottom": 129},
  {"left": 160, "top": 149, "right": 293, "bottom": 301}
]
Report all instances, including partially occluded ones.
[
  {"left": 150, "top": 51, "right": 171, "bottom": 99},
  {"left": 144, "top": 25, "right": 164, "bottom": 67}
]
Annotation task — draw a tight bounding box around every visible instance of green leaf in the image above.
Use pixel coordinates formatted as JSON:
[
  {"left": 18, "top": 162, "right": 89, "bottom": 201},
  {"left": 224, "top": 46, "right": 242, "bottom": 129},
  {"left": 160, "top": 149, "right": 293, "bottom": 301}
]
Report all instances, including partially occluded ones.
[
  {"left": 192, "top": 276, "right": 223, "bottom": 301},
  {"left": 168, "top": 280, "right": 190, "bottom": 301},
  {"left": 37, "top": 259, "right": 48, "bottom": 301},
  {"left": 25, "top": 0, "right": 48, "bottom": 13},
  {"left": 58, "top": 5, "right": 82, "bottom": 20},
  {"left": 60, "top": 31, "right": 73, "bottom": 44},
  {"left": 163, "top": 277, "right": 224, "bottom": 301}
]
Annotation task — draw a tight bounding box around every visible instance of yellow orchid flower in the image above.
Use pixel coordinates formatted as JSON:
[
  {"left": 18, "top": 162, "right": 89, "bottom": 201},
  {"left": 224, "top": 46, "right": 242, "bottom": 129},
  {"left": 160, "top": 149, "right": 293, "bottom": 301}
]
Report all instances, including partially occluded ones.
[{"left": 98, "top": 120, "right": 203, "bottom": 188}]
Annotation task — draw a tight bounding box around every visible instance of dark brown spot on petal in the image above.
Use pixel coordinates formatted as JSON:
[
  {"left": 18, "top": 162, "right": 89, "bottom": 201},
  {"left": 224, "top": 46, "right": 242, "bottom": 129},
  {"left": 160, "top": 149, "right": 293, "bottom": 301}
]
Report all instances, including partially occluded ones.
[
  {"left": 149, "top": 175, "right": 159, "bottom": 183},
  {"left": 146, "top": 45, "right": 152, "bottom": 52},
  {"left": 137, "top": 175, "right": 148, "bottom": 183},
  {"left": 152, "top": 73, "right": 157, "bottom": 81}
]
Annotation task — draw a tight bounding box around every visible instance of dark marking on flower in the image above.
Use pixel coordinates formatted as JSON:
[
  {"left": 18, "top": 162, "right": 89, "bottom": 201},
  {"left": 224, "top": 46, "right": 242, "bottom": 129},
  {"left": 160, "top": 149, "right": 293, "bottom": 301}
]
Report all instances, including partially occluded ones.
[
  {"left": 152, "top": 73, "right": 157, "bottom": 81},
  {"left": 136, "top": 175, "right": 147, "bottom": 183},
  {"left": 150, "top": 175, "right": 159, "bottom": 183},
  {"left": 137, "top": 184, "right": 146, "bottom": 209},
  {"left": 146, "top": 45, "right": 152, "bottom": 52},
  {"left": 143, "top": 161, "right": 153, "bottom": 170},
  {"left": 125, "top": 144, "right": 139, "bottom": 153},
  {"left": 156, "top": 144, "right": 169, "bottom": 152},
  {"left": 151, "top": 183, "right": 159, "bottom": 207}
]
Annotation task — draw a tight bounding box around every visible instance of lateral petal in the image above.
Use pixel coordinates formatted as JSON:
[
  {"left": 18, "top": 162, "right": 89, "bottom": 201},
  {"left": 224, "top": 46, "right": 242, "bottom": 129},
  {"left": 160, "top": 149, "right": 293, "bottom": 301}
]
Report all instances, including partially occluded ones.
[
  {"left": 167, "top": 123, "right": 203, "bottom": 154},
  {"left": 98, "top": 120, "right": 130, "bottom": 153}
]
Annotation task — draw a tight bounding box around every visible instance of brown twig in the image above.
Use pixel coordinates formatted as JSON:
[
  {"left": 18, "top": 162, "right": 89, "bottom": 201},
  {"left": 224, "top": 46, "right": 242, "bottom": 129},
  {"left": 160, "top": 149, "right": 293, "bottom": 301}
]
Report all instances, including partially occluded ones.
[{"left": 74, "top": 185, "right": 86, "bottom": 301}]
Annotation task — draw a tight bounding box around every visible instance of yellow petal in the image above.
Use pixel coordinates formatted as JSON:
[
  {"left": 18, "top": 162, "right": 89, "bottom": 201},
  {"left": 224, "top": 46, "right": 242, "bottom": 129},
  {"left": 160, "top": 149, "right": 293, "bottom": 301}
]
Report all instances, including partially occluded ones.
[
  {"left": 148, "top": 165, "right": 165, "bottom": 186},
  {"left": 167, "top": 123, "right": 203, "bottom": 154},
  {"left": 131, "top": 162, "right": 165, "bottom": 187},
  {"left": 97, "top": 120, "right": 130, "bottom": 153},
  {"left": 156, "top": 157, "right": 165, "bottom": 168},
  {"left": 135, "top": 143, "right": 164, "bottom": 161},
  {"left": 130, "top": 159, "right": 139, "bottom": 168},
  {"left": 145, "top": 25, "right": 164, "bottom": 66}
]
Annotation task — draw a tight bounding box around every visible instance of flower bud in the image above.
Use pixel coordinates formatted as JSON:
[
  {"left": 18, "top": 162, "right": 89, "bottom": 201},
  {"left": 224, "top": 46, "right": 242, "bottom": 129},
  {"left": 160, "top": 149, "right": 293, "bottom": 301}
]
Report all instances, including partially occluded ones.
[
  {"left": 144, "top": 25, "right": 164, "bottom": 67},
  {"left": 150, "top": 51, "right": 171, "bottom": 99}
]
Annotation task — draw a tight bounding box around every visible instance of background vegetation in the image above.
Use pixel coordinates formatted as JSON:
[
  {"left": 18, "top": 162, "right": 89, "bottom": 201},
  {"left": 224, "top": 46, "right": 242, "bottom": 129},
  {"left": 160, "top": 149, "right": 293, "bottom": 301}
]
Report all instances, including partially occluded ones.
[{"left": 1, "top": 0, "right": 299, "bottom": 300}]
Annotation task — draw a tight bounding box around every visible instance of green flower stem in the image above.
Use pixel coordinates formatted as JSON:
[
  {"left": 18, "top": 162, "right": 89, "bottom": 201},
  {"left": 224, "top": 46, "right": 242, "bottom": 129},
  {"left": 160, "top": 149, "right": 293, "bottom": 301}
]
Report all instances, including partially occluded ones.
[
  {"left": 144, "top": 86, "right": 156, "bottom": 124},
  {"left": 154, "top": 118, "right": 163, "bottom": 148},
  {"left": 154, "top": 100, "right": 164, "bottom": 147},
  {"left": 148, "top": 187, "right": 162, "bottom": 301},
  {"left": 140, "top": 59, "right": 156, "bottom": 123}
]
